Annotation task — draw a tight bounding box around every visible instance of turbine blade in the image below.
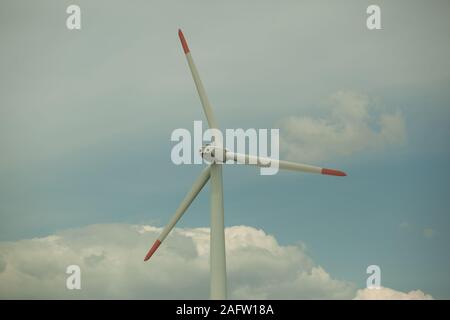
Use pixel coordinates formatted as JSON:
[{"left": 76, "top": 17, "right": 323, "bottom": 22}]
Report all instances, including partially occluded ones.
[
  {"left": 178, "top": 29, "right": 218, "bottom": 129},
  {"left": 225, "top": 151, "right": 347, "bottom": 176},
  {"left": 144, "top": 165, "right": 212, "bottom": 261}
]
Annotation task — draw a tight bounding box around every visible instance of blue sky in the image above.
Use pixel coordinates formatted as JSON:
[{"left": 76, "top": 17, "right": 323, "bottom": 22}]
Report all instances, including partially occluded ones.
[{"left": 1, "top": 0, "right": 449, "bottom": 298}]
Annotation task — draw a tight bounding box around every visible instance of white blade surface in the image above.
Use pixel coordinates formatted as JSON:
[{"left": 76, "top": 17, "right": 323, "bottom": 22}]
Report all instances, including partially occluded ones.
[
  {"left": 179, "top": 29, "right": 218, "bottom": 129},
  {"left": 225, "top": 151, "right": 347, "bottom": 176},
  {"left": 144, "top": 165, "right": 211, "bottom": 261}
]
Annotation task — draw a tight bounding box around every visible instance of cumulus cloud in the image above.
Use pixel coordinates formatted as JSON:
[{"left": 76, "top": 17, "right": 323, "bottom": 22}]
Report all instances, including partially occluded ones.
[
  {"left": 0, "top": 223, "right": 430, "bottom": 299},
  {"left": 354, "top": 287, "right": 433, "bottom": 300},
  {"left": 278, "top": 91, "right": 406, "bottom": 162},
  {"left": 423, "top": 228, "right": 436, "bottom": 239},
  {"left": 0, "top": 223, "right": 355, "bottom": 299},
  {"left": 399, "top": 222, "right": 438, "bottom": 240}
]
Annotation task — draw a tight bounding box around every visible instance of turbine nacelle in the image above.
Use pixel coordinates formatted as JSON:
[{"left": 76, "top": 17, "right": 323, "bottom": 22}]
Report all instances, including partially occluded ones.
[{"left": 199, "top": 144, "right": 227, "bottom": 164}]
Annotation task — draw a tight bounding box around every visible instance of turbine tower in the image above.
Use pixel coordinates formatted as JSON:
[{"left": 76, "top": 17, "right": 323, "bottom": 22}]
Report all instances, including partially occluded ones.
[{"left": 144, "top": 29, "right": 347, "bottom": 300}]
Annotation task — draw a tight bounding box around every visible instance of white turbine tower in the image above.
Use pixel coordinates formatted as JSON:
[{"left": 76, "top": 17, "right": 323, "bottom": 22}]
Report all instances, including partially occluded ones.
[{"left": 144, "top": 29, "right": 347, "bottom": 300}]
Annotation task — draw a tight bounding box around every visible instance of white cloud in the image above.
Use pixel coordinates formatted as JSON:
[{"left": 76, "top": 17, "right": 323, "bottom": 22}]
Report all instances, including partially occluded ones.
[
  {"left": 423, "top": 228, "right": 436, "bottom": 239},
  {"left": 354, "top": 287, "right": 433, "bottom": 300},
  {"left": 0, "top": 223, "right": 354, "bottom": 299},
  {"left": 399, "top": 222, "right": 438, "bottom": 240},
  {"left": 0, "top": 223, "right": 431, "bottom": 299},
  {"left": 278, "top": 91, "right": 406, "bottom": 162}
]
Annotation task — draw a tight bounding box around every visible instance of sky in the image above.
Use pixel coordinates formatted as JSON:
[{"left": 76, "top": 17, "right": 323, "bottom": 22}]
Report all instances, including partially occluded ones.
[{"left": 1, "top": 0, "right": 449, "bottom": 299}]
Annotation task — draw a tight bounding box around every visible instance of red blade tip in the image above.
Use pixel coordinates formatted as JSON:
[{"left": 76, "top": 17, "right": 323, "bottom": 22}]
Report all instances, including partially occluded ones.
[
  {"left": 321, "top": 168, "right": 347, "bottom": 176},
  {"left": 178, "top": 29, "right": 190, "bottom": 54},
  {"left": 144, "top": 240, "right": 161, "bottom": 261}
]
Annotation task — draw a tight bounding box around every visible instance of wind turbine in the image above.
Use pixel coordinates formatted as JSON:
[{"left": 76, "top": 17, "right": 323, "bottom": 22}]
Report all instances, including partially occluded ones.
[{"left": 144, "top": 29, "right": 347, "bottom": 300}]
